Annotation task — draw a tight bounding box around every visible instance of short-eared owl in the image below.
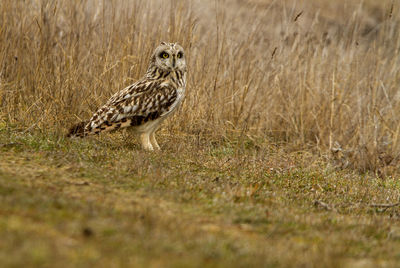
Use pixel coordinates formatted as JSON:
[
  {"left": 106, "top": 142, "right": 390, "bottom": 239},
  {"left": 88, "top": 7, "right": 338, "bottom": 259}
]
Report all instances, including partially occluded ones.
[{"left": 68, "top": 42, "right": 187, "bottom": 150}]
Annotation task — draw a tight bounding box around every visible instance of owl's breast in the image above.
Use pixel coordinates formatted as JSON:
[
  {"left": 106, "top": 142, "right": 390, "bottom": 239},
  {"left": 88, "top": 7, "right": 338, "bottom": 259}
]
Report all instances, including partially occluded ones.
[
  {"left": 166, "top": 86, "right": 185, "bottom": 116},
  {"left": 176, "top": 86, "right": 185, "bottom": 103}
]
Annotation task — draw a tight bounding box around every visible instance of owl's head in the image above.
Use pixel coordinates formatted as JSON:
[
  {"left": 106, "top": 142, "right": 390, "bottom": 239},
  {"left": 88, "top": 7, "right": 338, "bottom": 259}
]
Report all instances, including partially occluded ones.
[{"left": 152, "top": 42, "right": 186, "bottom": 72}]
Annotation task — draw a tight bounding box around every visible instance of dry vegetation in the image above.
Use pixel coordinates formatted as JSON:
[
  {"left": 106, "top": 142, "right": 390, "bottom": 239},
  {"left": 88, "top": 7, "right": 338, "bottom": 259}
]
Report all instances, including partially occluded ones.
[
  {"left": 0, "top": 0, "right": 399, "bottom": 173},
  {"left": 1, "top": 0, "right": 400, "bottom": 267}
]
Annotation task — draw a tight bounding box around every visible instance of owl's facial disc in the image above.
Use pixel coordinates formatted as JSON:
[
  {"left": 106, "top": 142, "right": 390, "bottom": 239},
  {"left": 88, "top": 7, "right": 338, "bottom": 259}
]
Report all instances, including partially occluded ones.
[{"left": 154, "top": 43, "right": 186, "bottom": 71}]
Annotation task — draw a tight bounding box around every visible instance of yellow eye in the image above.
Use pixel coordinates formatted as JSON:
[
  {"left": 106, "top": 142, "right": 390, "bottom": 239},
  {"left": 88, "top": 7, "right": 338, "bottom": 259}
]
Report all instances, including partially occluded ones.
[
  {"left": 161, "top": 52, "right": 169, "bottom": 59},
  {"left": 177, "top": 52, "right": 183, "bottom": 58}
]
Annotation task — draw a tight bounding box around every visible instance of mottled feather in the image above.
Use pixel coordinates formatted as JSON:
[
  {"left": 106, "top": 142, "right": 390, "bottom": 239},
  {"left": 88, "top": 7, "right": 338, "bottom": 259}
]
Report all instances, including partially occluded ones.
[{"left": 68, "top": 42, "right": 187, "bottom": 151}]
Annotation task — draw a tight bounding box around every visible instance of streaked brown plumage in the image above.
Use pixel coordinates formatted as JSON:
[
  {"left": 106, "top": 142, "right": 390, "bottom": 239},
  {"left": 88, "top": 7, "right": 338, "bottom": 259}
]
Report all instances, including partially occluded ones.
[{"left": 68, "top": 42, "right": 187, "bottom": 150}]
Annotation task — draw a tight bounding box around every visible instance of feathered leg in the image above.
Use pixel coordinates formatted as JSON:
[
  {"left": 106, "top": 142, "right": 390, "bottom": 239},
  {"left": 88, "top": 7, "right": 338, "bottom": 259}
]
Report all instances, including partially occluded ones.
[
  {"left": 140, "top": 133, "right": 153, "bottom": 151},
  {"left": 150, "top": 131, "right": 160, "bottom": 150}
]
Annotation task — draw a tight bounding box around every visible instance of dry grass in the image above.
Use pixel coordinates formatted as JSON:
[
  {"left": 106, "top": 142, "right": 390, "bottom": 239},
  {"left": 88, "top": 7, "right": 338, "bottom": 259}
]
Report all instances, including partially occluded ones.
[
  {"left": 1, "top": 0, "right": 400, "bottom": 266},
  {"left": 1, "top": 131, "right": 400, "bottom": 267},
  {"left": 0, "top": 0, "right": 399, "bottom": 173}
]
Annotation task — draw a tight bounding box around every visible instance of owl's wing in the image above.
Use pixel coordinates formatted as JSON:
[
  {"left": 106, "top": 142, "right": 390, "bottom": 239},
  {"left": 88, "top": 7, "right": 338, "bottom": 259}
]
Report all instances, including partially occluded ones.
[{"left": 84, "top": 80, "right": 178, "bottom": 135}]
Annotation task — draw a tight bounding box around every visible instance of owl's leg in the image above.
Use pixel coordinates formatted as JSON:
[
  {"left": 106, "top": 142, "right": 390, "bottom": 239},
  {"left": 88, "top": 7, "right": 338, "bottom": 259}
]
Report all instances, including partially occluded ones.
[
  {"left": 140, "top": 133, "right": 153, "bottom": 151},
  {"left": 150, "top": 131, "right": 160, "bottom": 150}
]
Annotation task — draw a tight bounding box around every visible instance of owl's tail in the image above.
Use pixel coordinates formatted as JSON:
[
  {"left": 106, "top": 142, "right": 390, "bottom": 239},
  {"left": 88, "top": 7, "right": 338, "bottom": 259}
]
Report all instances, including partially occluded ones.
[{"left": 67, "top": 121, "right": 88, "bottom": 138}]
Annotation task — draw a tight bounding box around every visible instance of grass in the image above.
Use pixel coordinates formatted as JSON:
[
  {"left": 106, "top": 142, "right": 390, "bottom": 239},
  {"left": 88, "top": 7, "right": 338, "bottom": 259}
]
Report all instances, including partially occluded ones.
[
  {"left": 1, "top": 129, "right": 400, "bottom": 267},
  {"left": 1, "top": 0, "right": 399, "bottom": 172},
  {"left": 1, "top": 0, "right": 400, "bottom": 266}
]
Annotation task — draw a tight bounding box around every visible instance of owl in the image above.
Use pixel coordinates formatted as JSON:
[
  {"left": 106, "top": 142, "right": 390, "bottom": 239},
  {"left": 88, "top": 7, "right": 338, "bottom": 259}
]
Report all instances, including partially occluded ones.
[{"left": 67, "top": 42, "right": 187, "bottom": 150}]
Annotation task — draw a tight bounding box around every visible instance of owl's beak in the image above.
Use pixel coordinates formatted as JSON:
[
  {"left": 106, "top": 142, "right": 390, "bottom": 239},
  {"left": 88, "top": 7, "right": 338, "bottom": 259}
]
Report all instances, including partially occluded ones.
[{"left": 172, "top": 57, "right": 176, "bottom": 68}]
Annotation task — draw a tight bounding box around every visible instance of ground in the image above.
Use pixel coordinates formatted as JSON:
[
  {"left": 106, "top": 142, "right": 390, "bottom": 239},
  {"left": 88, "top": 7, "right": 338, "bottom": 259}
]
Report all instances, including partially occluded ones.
[
  {"left": 0, "top": 0, "right": 399, "bottom": 266},
  {"left": 1, "top": 129, "right": 400, "bottom": 267}
]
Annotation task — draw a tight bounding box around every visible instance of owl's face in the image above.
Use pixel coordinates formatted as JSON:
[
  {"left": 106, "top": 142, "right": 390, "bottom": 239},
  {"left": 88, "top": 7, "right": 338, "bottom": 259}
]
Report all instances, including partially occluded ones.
[{"left": 153, "top": 42, "right": 186, "bottom": 71}]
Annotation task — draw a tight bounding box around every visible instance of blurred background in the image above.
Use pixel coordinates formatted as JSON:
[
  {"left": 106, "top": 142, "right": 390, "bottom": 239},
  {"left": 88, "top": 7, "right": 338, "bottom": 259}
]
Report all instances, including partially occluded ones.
[{"left": 0, "top": 0, "right": 399, "bottom": 174}]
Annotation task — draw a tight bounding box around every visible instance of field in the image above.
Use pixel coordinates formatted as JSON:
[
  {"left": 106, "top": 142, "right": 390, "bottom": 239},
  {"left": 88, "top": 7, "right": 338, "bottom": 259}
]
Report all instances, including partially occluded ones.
[{"left": 1, "top": 0, "right": 400, "bottom": 267}]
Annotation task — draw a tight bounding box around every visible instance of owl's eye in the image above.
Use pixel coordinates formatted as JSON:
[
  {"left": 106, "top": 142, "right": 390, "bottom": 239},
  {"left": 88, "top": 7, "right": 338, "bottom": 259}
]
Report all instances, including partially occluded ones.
[
  {"left": 160, "top": 52, "right": 169, "bottom": 59},
  {"left": 177, "top": 52, "right": 183, "bottom": 58}
]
